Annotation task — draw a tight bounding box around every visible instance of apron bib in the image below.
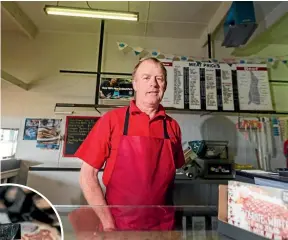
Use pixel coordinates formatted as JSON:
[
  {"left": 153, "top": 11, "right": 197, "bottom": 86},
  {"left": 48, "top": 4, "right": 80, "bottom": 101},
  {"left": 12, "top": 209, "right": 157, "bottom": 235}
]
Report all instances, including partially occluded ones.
[{"left": 106, "top": 107, "right": 176, "bottom": 230}]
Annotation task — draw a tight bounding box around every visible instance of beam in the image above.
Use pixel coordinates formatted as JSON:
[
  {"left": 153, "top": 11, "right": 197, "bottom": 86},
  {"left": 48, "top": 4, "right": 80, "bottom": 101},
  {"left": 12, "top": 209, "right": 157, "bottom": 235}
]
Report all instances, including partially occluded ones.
[
  {"left": 1, "top": 70, "right": 29, "bottom": 90},
  {"left": 200, "top": 1, "right": 233, "bottom": 47},
  {"left": 1, "top": 1, "right": 38, "bottom": 39},
  {"left": 95, "top": 20, "right": 105, "bottom": 105}
]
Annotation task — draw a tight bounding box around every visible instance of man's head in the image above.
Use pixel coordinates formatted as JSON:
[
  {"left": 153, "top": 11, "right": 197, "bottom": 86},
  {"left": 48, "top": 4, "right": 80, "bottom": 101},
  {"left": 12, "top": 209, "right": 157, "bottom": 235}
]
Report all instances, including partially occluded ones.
[
  {"left": 110, "top": 78, "right": 118, "bottom": 86},
  {"left": 132, "top": 57, "right": 167, "bottom": 106}
]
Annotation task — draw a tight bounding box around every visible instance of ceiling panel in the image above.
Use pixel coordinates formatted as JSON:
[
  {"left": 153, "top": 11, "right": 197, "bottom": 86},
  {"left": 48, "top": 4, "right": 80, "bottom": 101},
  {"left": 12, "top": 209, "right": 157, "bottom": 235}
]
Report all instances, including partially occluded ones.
[
  {"left": 254, "top": 1, "right": 282, "bottom": 22},
  {"left": 147, "top": 22, "right": 205, "bottom": 39},
  {"left": 105, "top": 21, "right": 146, "bottom": 36},
  {"left": 1, "top": 8, "right": 22, "bottom": 31},
  {"left": 10, "top": 1, "right": 211, "bottom": 38},
  {"left": 148, "top": 1, "right": 221, "bottom": 23}
]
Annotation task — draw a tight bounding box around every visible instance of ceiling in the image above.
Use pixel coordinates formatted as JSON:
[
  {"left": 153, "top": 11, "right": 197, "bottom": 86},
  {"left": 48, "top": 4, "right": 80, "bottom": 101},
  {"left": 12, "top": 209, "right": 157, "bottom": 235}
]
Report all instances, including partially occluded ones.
[{"left": 1, "top": 1, "right": 221, "bottom": 39}]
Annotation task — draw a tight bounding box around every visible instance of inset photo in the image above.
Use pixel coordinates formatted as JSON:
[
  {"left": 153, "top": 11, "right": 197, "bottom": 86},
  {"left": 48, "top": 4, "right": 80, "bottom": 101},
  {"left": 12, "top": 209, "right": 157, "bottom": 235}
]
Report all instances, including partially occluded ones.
[{"left": 0, "top": 184, "right": 63, "bottom": 240}]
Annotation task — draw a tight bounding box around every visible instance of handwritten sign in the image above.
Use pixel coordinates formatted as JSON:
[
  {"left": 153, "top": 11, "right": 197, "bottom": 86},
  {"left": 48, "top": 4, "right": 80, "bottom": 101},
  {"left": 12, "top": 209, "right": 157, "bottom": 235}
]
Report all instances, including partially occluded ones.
[{"left": 63, "top": 116, "right": 100, "bottom": 157}]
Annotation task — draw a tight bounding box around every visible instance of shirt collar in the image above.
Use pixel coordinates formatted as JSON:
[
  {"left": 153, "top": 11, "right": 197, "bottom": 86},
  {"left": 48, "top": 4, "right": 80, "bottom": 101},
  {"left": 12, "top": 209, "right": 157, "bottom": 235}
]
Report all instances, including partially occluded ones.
[{"left": 129, "top": 100, "right": 166, "bottom": 118}]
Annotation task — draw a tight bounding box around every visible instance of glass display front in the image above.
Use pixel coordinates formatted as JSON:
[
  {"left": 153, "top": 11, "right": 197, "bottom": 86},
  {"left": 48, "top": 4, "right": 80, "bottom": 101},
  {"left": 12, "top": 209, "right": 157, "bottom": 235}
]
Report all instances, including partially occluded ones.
[{"left": 55, "top": 205, "right": 222, "bottom": 239}]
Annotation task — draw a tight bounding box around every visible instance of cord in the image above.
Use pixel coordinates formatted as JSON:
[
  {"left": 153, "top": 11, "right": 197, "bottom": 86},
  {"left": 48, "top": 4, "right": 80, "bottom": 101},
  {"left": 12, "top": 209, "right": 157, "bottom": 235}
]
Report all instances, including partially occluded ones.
[{"left": 86, "top": 1, "right": 92, "bottom": 9}]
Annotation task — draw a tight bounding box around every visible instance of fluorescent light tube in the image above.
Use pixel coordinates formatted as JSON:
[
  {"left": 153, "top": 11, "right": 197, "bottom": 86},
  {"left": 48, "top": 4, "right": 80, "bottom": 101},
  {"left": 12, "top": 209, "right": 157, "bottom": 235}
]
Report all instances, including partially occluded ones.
[{"left": 44, "top": 5, "right": 139, "bottom": 21}]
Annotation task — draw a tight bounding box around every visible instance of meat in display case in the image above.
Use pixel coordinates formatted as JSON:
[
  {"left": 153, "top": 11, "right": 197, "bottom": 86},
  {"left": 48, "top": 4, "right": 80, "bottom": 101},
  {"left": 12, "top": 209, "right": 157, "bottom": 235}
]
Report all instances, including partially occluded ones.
[{"left": 228, "top": 181, "right": 288, "bottom": 239}]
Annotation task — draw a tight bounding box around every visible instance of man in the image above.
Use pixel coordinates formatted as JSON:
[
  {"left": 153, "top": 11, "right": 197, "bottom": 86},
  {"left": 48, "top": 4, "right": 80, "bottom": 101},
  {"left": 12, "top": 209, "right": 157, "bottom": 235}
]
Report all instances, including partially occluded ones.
[{"left": 75, "top": 57, "right": 185, "bottom": 231}]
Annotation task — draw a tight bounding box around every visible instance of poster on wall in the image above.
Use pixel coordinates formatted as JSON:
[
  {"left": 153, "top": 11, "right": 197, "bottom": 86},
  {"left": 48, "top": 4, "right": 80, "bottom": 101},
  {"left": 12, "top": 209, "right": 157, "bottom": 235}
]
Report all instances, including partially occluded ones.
[
  {"left": 36, "top": 119, "right": 62, "bottom": 150},
  {"left": 173, "top": 61, "right": 186, "bottom": 109},
  {"left": 188, "top": 64, "right": 201, "bottom": 110},
  {"left": 187, "top": 61, "right": 222, "bottom": 111},
  {"left": 220, "top": 64, "right": 235, "bottom": 111},
  {"left": 23, "top": 119, "right": 40, "bottom": 140},
  {"left": 236, "top": 64, "right": 273, "bottom": 111},
  {"left": 161, "top": 60, "right": 174, "bottom": 107},
  {"left": 205, "top": 67, "right": 218, "bottom": 110},
  {"left": 98, "top": 77, "right": 134, "bottom": 105}
]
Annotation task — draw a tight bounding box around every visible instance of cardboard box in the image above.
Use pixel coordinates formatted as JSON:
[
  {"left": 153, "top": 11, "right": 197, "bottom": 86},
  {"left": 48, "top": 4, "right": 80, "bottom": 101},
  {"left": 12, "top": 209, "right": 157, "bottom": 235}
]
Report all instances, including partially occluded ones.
[{"left": 218, "top": 182, "right": 288, "bottom": 240}]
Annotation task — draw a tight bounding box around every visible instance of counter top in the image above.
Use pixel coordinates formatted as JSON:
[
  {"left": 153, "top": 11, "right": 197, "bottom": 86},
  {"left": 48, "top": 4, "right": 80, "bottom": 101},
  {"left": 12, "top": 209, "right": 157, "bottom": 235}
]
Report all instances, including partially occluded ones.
[
  {"left": 236, "top": 170, "right": 288, "bottom": 183},
  {"left": 30, "top": 163, "right": 288, "bottom": 184},
  {"left": 29, "top": 162, "right": 82, "bottom": 171},
  {"left": 29, "top": 163, "right": 231, "bottom": 184}
]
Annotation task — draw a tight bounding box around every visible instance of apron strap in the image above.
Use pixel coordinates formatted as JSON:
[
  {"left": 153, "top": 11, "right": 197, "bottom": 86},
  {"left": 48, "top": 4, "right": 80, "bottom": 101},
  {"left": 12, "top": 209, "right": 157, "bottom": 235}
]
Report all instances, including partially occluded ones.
[
  {"left": 123, "top": 106, "right": 170, "bottom": 139},
  {"left": 163, "top": 119, "right": 170, "bottom": 139},
  {"left": 123, "top": 107, "right": 130, "bottom": 135}
]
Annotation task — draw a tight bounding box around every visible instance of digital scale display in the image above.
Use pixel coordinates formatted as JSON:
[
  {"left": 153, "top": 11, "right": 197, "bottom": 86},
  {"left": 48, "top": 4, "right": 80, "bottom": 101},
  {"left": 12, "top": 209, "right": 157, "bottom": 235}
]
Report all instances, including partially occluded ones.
[{"left": 207, "top": 163, "right": 232, "bottom": 175}]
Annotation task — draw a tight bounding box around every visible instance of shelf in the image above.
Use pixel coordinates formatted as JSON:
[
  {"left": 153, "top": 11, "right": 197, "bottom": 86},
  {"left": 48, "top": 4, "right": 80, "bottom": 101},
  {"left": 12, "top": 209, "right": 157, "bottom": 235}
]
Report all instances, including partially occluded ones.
[{"left": 54, "top": 103, "right": 288, "bottom": 117}]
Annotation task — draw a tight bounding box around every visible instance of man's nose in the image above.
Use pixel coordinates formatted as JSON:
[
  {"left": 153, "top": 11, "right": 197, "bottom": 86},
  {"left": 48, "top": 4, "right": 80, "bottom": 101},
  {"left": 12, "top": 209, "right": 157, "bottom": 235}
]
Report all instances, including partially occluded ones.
[{"left": 150, "top": 77, "right": 159, "bottom": 87}]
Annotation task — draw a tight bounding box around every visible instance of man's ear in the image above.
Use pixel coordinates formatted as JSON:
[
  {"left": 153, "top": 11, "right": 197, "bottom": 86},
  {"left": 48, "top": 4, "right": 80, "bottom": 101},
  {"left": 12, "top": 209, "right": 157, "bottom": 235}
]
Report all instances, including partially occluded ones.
[
  {"left": 164, "top": 81, "right": 167, "bottom": 92},
  {"left": 132, "top": 79, "right": 137, "bottom": 92}
]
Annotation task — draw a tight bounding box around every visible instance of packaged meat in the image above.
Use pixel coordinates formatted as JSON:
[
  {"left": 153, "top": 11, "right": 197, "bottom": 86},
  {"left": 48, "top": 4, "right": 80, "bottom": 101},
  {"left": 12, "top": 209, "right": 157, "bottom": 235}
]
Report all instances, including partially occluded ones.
[
  {"left": 21, "top": 222, "right": 61, "bottom": 240},
  {"left": 228, "top": 181, "right": 288, "bottom": 239}
]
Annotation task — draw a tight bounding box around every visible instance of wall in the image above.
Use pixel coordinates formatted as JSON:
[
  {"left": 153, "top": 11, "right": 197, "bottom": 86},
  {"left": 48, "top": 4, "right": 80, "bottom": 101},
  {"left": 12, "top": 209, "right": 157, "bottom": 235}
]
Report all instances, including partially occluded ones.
[
  {"left": 1, "top": 31, "right": 286, "bottom": 170},
  {"left": 256, "top": 44, "right": 288, "bottom": 112},
  {"left": 214, "top": 41, "right": 288, "bottom": 112}
]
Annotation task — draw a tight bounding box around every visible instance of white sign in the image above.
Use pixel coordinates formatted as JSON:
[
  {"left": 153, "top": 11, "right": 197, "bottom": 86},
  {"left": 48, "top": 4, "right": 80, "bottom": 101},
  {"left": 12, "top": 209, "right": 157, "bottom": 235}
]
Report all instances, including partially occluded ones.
[
  {"left": 237, "top": 64, "right": 273, "bottom": 111},
  {"left": 161, "top": 60, "right": 174, "bottom": 107},
  {"left": 220, "top": 64, "right": 235, "bottom": 111}
]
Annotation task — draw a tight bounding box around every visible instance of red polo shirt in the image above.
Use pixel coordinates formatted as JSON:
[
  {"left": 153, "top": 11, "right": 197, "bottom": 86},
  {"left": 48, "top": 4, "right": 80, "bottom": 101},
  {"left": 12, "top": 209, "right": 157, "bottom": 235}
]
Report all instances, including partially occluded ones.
[{"left": 75, "top": 100, "right": 185, "bottom": 186}]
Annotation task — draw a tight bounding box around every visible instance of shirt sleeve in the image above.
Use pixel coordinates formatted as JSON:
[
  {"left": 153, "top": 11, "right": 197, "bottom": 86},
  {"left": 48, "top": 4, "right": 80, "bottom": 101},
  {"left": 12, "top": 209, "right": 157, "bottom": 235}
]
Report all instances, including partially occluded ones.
[
  {"left": 174, "top": 122, "right": 185, "bottom": 169},
  {"left": 74, "top": 113, "right": 111, "bottom": 169}
]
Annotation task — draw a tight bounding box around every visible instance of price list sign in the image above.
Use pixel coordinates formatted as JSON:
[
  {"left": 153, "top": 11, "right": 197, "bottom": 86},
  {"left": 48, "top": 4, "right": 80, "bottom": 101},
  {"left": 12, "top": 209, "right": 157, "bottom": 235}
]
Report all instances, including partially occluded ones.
[{"left": 63, "top": 116, "right": 100, "bottom": 157}]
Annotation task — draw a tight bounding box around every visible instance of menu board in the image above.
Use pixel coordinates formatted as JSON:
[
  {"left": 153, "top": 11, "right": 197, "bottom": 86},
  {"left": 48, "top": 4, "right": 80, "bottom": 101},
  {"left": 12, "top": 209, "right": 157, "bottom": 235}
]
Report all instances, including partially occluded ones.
[
  {"left": 205, "top": 68, "right": 218, "bottom": 110},
  {"left": 220, "top": 64, "right": 235, "bottom": 111},
  {"left": 236, "top": 64, "right": 273, "bottom": 111},
  {"left": 63, "top": 116, "right": 100, "bottom": 157},
  {"left": 164, "top": 62, "right": 273, "bottom": 112},
  {"left": 161, "top": 60, "right": 174, "bottom": 107},
  {"left": 173, "top": 62, "right": 185, "bottom": 109},
  {"left": 188, "top": 66, "right": 201, "bottom": 110}
]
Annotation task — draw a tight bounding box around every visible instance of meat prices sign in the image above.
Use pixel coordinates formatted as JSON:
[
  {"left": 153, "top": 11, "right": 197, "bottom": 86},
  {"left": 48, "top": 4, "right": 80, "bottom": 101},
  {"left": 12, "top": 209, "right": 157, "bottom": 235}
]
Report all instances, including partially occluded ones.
[{"left": 228, "top": 181, "right": 288, "bottom": 239}]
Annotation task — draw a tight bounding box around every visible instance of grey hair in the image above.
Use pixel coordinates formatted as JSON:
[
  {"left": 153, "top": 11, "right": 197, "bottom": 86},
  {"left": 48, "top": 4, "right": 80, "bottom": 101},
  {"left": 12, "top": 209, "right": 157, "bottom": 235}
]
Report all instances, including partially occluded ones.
[{"left": 132, "top": 57, "right": 167, "bottom": 82}]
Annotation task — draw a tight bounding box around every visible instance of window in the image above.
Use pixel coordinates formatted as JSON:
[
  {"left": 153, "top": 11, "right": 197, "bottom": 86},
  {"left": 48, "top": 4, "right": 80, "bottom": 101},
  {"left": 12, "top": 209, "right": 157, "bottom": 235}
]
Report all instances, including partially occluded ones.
[{"left": 0, "top": 129, "right": 19, "bottom": 160}]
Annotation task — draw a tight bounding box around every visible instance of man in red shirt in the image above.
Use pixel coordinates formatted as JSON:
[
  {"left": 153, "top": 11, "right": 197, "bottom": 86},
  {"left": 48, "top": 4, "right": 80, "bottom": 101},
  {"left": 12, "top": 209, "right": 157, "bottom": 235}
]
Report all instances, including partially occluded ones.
[{"left": 75, "top": 57, "right": 185, "bottom": 231}]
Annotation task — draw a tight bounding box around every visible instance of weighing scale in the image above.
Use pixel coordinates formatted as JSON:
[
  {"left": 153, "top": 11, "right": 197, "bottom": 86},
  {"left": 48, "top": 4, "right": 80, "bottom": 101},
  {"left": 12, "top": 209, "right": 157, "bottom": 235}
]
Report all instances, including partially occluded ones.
[{"left": 186, "top": 140, "right": 235, "bottom": 179}]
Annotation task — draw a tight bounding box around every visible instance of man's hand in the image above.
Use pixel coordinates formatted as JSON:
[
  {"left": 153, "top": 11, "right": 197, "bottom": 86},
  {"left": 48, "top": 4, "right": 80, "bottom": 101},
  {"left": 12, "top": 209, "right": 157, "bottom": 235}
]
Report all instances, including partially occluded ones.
[
  {"left": 79, "top": 164, "right": 116, "bottom": 232},
  {"left": 102, "top": 219, "right": 116, "bottom": 232}
]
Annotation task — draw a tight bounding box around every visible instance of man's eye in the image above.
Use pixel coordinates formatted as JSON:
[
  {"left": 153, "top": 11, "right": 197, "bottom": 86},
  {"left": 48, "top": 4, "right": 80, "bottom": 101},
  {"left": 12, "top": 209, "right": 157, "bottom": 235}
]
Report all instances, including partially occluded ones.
[{"left": 157, "top": 78, "right": 164, "bottom": 82}]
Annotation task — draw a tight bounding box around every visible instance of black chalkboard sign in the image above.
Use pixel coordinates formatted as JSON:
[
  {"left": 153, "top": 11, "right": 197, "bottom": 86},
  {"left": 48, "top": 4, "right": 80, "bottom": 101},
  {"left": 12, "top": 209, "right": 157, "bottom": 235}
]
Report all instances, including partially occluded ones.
[{"left": 63, "top": 116, "right": 100, "bottom": 157}]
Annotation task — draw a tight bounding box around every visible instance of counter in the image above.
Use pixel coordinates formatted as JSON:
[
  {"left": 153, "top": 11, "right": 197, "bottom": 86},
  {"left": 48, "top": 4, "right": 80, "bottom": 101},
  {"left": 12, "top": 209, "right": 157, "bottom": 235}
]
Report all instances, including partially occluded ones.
[
  {"left": 27, "top": 163, "right": 288, "bottom": 207},
  {"left": 27, "top": 163, "right": 227, "bottom": 211},
  {"left": 29, "top": 163, "right": 230, "bottom": 184},
  {"left": 55, "top": 205, "right": 232, "bottom": 240},
  {"left": 236, "top": 170, "right": 288, "bottom": 183}
]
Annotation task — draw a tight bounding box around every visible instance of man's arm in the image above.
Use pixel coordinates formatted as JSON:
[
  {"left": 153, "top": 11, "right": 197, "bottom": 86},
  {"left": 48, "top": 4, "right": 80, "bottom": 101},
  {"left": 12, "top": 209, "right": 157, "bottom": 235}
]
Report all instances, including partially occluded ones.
[
  {"left": 175, "top": 122, "right": 185, "bottom": 169},
  {"left": 75, "top": 112, "right": 114, "bottom": 230},
  {"left": 79, "top": 162, "right": 115, "bottom": 230}
]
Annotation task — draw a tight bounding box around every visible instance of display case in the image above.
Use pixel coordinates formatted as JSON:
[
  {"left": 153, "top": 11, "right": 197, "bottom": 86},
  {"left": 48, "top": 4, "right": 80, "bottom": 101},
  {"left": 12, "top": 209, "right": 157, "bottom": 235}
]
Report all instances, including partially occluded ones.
[{"left": 54, "top": 205, "right": 227, "bottom": 240}]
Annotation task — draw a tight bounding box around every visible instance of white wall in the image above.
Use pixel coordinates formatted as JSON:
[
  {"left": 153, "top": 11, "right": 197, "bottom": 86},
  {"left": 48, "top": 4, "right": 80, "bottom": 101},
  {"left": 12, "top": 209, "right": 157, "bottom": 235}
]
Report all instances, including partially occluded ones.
[{"left": 1, "top": 31, "right": 286, "bottom": 169}]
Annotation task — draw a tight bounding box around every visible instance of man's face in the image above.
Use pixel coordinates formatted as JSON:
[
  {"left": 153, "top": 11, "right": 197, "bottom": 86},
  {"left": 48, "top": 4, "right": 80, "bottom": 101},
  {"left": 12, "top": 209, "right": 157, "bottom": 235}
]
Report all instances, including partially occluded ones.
[
  {"left": 132, "top": 60, "right": 166, "bottom": 106},
  {"left": 110, "top": 78, "right": 117, "bottom": 85}
]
